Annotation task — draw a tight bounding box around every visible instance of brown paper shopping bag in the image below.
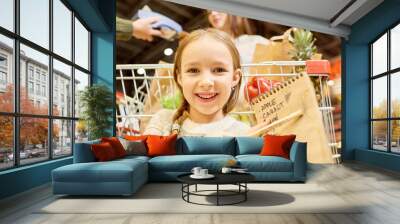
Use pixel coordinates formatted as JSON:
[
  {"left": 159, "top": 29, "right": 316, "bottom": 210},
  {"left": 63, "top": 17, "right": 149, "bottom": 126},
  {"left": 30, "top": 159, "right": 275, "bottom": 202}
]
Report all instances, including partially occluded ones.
[
  {"left": 250, "top": 29, "right": 294, "bottom": 81},
  {"left": 251, "top": 73, "right": 334, "bottom": 164},
  {"left": 141, "top": 62, "right": 179, "bottom": 133}
]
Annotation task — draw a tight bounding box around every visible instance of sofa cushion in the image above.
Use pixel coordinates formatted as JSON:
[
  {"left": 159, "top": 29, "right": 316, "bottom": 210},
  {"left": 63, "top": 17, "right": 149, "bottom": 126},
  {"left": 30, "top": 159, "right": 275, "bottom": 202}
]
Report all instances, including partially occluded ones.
[
  {"left": 236, "top": 155, "right": 293, "bottom": 172},
  {"left": 124, "top": 135, "right": 149, "bottom": 141},
  {"left": 176, "top": 137, "right": 236, "bottom": 155},
  {"left": 114, "top": 155, "right": 150, "bottom": 164},
  {"left": 260, "top": 134, "right": 296, "bottom": 159},
  {"left": 235, "top": 137, "right": 263, "bottom": 155},
  {"left": 147, "top": 134, "right": 177, "bottom": 157},
  {"left": 52, "top": 158, "right": 147, "bottom": 183},
  {"left": 73, "top": 139, "right": 100, "bottom": 163},
  {"left": 119, "top": 138, "right": 147, "bottom": 156},
  {"left": 101, "top": 137, "right": 127, "bottom": 158},
  {"left": 91, "top": 142, "right": 118, "bottom": 161},
  {"left": 148, "top": 154, "right": 235, "bottom": 172}
]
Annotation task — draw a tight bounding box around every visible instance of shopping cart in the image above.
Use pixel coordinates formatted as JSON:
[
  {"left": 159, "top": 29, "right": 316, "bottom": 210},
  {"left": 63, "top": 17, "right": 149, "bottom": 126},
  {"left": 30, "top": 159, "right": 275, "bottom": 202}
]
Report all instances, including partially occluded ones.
[{"left": 116, "top": 61, "right": 341, "bottom": 163}]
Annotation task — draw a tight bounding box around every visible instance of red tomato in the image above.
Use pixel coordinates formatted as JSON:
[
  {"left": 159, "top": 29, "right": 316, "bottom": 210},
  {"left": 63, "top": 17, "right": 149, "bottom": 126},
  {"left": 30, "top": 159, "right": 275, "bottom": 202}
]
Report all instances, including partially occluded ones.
[
  {"left": 244, "top": 83, "right": 259, "bottom": 102},
  {"left": 252, "top": 77, "right": 270, "bottom": 93},
  {"left": 244, "top": 77, "right": 282, "bottom": 102}
]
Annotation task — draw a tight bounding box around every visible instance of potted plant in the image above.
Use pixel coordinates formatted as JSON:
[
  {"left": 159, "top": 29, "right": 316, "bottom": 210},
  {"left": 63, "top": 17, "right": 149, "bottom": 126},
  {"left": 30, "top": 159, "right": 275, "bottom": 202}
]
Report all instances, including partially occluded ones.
[{"left": 79, "top": 84, "right": 113, "bottom": 140}]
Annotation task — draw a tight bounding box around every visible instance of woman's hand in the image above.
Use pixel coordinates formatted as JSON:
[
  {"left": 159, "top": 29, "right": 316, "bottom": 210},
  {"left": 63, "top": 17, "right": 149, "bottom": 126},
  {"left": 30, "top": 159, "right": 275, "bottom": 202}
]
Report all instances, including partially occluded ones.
[{"left": 132, "top": 17, "right": 163, "bottom": 41}]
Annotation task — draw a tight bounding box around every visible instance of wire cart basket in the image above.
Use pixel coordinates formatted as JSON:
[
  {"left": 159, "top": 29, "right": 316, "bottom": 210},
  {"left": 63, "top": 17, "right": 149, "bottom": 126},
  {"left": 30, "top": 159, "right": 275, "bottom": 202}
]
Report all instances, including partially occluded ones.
[{"left": 116, "top": 61, "right": 341, "bottom": 164}]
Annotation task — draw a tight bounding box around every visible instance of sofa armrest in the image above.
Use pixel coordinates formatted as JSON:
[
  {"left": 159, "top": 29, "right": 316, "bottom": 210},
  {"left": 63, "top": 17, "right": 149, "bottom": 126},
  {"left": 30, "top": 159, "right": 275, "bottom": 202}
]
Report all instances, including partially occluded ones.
[
  {"left": 73, "top": 140, "right": 100, "bottom": 163},
  {"left": 289, "top": 141, "right": 307, "bottom": 181}
]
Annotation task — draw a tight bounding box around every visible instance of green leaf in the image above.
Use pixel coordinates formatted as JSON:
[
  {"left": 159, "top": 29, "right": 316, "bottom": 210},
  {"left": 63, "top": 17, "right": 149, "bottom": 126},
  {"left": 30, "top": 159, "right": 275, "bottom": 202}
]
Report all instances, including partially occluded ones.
[{"left": 79, "top": 84, "right": 113, "bottom": 140}]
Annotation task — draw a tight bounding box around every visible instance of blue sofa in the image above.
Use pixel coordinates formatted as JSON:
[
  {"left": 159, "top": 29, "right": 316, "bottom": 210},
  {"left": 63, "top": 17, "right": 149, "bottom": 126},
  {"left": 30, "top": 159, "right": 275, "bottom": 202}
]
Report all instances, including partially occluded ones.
[{"left": 52, "top": 137, "right": 307, "bottom": 196}]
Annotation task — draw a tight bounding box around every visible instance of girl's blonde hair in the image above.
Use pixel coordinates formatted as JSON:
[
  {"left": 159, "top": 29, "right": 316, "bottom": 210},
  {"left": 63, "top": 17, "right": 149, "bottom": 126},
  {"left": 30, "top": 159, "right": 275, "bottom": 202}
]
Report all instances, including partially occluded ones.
[{"left": 171, "top": 28, "right": 242, "bottom": 134}]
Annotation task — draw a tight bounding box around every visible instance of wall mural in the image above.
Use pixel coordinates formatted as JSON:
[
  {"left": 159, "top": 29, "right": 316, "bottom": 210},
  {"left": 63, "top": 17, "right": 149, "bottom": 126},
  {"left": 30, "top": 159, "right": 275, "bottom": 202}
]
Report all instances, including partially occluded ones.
[{"left": 115, "top": 0, "right": 342, "bottom": 164}]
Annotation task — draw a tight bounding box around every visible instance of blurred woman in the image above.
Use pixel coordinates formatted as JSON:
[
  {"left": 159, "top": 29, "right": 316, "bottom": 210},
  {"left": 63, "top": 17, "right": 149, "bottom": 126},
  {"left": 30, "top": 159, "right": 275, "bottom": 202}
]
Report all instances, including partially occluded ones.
[{"left": 207, "top": 11, "right": 269, "bottom": 64}]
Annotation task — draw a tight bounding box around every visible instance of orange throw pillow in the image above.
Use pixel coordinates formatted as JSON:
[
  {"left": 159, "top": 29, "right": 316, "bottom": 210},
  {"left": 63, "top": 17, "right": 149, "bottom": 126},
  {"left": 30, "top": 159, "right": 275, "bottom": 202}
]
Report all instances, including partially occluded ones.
[
  {"left": 260, "top": 134, "right": 296, "bottom": 159},
  {"left": 101, "top": 137, "right": 126, "bottom": 158},
  {"left": 91, "top": 142, "right": 117, "bottom": 161},
  {"left": 124, "top": 135, "right": 149, "bottom": 141},
  {"left": 146, "top": 134, "right": 177, "bottom": 157}
]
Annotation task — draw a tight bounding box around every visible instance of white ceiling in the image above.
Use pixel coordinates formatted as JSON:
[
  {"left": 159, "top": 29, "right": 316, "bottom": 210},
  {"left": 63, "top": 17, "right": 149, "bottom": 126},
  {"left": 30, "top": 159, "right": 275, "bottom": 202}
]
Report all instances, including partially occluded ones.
[
  {"left": 227, "top": 0, "right": 352, "bottom": 22},
  {"left": 166, "top": 0, "right": 384, "bottom": 38}
]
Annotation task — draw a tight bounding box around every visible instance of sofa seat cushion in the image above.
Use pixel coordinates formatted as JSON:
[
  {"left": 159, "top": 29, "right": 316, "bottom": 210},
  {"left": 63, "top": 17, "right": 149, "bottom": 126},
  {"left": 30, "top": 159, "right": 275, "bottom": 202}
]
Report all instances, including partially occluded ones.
[
  {"left": 176, "top": 137, "right": 236, "bottom": 155},
  {"left": 235, "top": 137, "right": 263, "bottom": 155},
  {"left": 236, "top": 155, "right": 293, "bottom": 172},
  {"left": 116, "top": 155, "right": 150, "bottom": 163},
  {"left": 53, "top": 159, "right": 147, "bottom": 183},
  {"left": 149, "top": 155, "right": 235, "bottom": 172}
]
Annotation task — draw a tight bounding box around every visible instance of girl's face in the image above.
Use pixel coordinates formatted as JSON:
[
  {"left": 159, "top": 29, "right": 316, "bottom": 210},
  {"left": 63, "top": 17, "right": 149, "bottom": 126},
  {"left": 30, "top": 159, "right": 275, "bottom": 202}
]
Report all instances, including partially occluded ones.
[
  {"left": 208, "top": 11, "right": 228, "bottom": 30},
  {"left": 177, "top": 36, "right": 240, "bottom": 121}
]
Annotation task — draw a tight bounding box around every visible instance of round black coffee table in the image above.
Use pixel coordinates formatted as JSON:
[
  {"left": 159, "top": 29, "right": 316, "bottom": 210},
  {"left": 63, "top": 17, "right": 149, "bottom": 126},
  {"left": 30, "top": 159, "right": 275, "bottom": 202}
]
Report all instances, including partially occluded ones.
[{"left": 177, "top": 173, "right": 255, "bottom": 206}]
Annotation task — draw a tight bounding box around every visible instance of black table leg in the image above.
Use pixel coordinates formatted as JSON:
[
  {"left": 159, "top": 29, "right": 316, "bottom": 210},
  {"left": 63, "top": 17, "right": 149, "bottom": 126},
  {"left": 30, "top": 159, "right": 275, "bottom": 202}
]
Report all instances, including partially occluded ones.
[
  {"left": 181, "top": 184, "right": 183, "bottom": 199},
  {"left": 179, "top": 181, "right": 252, "bottom": 206},
  {"left": 245, "top": 183, "right": 247, "bottom": 201},
  {"left": 216, "top": 184, "right": 219, "bottom": 206},
  {"left": 187, "top": 184, "right": 190, "bottom": 202}
]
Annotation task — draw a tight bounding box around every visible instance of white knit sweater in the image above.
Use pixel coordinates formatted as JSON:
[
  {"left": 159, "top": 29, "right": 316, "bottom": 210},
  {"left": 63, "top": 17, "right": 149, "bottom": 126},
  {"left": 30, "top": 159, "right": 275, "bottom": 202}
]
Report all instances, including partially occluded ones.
[{"left": 143, "top": 109, "right": 250, "bottom": 137}]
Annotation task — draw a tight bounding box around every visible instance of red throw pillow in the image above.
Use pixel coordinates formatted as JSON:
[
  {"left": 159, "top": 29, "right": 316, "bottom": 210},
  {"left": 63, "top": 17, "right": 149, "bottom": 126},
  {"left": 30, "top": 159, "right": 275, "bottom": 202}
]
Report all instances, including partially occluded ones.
[
  {"left": 91, "top": 142, "right": 117, "bottom": 161},
  {"left": 146, "top": 134, "right": 177, "bottom": 157},
  {"left": 260, "top": 134, "right": 296, "bottom": 159},
  {"left": 101, "top": 137, "right": 126, "bottom": 158}
]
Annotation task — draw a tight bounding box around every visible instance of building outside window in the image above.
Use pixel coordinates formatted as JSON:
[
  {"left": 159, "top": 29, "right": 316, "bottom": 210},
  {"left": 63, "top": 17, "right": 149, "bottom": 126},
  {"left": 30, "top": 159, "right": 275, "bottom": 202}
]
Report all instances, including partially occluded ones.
[
  {"left": 41, "top": 85, "right": 46, "bottom": 97},
  {"left": 371, "top": 23, "right": 400, "bottom": 154},
  {"left": 41, "top": 73, "right": 46, "bottom": 83},
  {"left": 28, "top": 81, "right": 34, "bottom": 94},
  {"left": 0, "top": 71, "right": 7, "bottom": 91},
  {"left": 28, "top": 66, "right": 34, "bottom": 80},
  {"left": 35, "top": 83, "right": 40, "bottom": 95},
  {"left": 35, "top": 70, "right": 40, "bottom": 81},
  {"left": 0, "top": 0, "right": 91, "bottom": 170},
  {"left": 0, "top": 54, "right": 7, "bottom": 90},
  {"left": 0, "top": 55, "right": 6, "bottom": 67}
]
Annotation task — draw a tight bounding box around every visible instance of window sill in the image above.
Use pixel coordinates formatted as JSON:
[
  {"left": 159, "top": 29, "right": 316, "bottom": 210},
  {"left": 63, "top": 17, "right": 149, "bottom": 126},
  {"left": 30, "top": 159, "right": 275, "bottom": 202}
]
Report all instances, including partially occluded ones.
[{"left": 0, "top": 156, "right": 72, "bottom": 175}]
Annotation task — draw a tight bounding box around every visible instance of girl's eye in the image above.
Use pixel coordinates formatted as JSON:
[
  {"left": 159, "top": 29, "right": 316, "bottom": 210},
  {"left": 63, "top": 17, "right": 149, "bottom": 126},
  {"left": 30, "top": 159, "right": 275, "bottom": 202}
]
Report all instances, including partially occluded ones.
[
  {"left": 186, "top": 68, "right": 200, "bottom": 73},
  {"left": 213, "top": 67, "right": 227, "bottom": 73}
]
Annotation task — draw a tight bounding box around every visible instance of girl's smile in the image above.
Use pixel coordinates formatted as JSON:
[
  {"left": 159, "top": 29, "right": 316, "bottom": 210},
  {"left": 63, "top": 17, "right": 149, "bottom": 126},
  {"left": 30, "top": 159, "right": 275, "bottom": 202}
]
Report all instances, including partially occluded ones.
[{"left": 195, "top": 92, "right": 219, "bottom": 103}]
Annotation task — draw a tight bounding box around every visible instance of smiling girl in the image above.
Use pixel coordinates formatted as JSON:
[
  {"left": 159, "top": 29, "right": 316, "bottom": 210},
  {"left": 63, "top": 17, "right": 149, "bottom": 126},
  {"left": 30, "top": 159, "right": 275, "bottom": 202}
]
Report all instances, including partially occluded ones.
[{"left": 143, "top": 28, "right": 250, "bottom": 136}]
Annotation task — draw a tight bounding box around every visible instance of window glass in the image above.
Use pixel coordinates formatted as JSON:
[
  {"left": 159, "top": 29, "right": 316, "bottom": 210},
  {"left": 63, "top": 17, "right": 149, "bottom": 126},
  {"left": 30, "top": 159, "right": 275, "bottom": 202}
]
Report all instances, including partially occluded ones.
[
  {"left": 0, "top": 0, "right": 14, "bottom": 31},
  {"left": 372, "top": 121, "right": 388, "bottom": 151},
  {"left": 75, "top": 120, "right": 88, "bottom": 143},
  {"left": 372, "top": 76, "right": 387, "bottom": 119},
  {"left": 391, "top": 72, "right": 400, "bottom": 118},
  {"left": 53, "top": 59, "right": 72, "bottom": 116},
  {"left": 372, "top": 33, "right": 387, "bottom": 76},
  {"left": 391, "top": 24, "right": 400, "bottom": 70},
  {"left": 391, "top": 120, "right": 400, "bottom": 153},
  {"left": 0, "top": 116, "right": 13, "bottom": 170},
  {"left": 20, "top": 44, "right": 49, "bottom": 115},
  {"left": 19, "top": 117, "right": 49, "bottom": 165},
  {"left": 53, "top": 0, "right": 72, "bottom": 60},
  {"left": 74, "top": 69, "right": 89, "bottom": 118},
  {"left": 0, "top": 0, "right": 92, "bottom": 169},
  {"left": 74, "top": 18, "right": 89, "bottom": 70},
  {"left": 53, "top": 119, "right": 72, "bottom": 157},
  {"left": 0, "top": 35, "right": 14, "bottom": 113},
  {"left": 20, "top": 0, "right": 49, "bottom": 49}
]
